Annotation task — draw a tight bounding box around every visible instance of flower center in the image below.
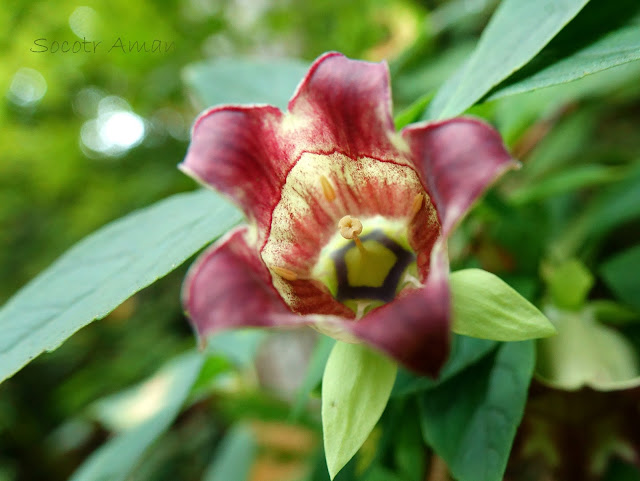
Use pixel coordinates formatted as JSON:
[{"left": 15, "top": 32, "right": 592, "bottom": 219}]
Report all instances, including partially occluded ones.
[{"left": 312, "top": 215, "right": 419, "bottom": 318}]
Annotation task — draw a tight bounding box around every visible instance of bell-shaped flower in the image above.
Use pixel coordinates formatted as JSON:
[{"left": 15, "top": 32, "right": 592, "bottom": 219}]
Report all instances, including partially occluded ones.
[{"left": 180, "top": 52, "right": 516, "bottom": 377}]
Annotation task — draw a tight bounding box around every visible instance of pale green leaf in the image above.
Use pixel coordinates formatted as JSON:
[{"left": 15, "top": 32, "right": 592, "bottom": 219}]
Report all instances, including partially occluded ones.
[
  {"left": 322, "top": 342, "right": 397, "bottom": 480},
  {"left": 420, "top": 341, "right": 535, "bottom": 481},
  {"left": 450, "top": 269, "right": 556, "bottom": 341},
  {"left": 183, "top": 57, "right": 309, "bottom": 110},
  {"left": 536, "top": 307, "right": 640, "bottom": 391},
  {"left": 0, "top": 190, "right": 242, "bottom": 385},
  {"left": 70, "top": 351, "right": 204, "bottom": 481},
  {"left": 427, "top": 0, "right": 590, "bottom": 119},
  {"left": 543, "top": 258, "right": 594, "bottom": 310}
]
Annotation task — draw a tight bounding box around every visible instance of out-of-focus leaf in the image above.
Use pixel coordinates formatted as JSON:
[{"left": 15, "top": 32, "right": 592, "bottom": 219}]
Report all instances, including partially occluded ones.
[
  {"left": 202, "top": 424, "right": 257, "bottom": 481},
  {"left": 206, "top": 329, "right": 266, "bottom": 368},
  {"left": 322, "top": 342, "right": 397, "bottom": 480},
  {"left": 590, "top": 300, "right": 639, "bottom": 326},
  {"left": 603, "top": 458, "right": 640, "bottom": 481},
  {"left": 601, "top": 246, "right": 640, "bottom": 310},
  {"left": 0, "top": 190, "right": 242, "bottom": 385},
  {"left": 392, "top": 42, "right": 475, "bottom": 108},
  {"left": 70, "top": 351, "right": 204, "bottom": 481},
  {"left": 556, "top": 165, "right": 640, "bottom": 257},
  {"left": 450, "top": 269, "right": 556, "bottom": 341},
  {"left": 543, "top": 259, "right": 594, "bottom": 310},
  {"left": 183, "top": 57, "right": 309, "bottom": 111},
  {"left": 536, "top": 306, "right": 640, "bottom": 390},
  {"left": 291, "top": 335, "right": 335, "bottom": 420},
  {"left": 489, "top": 1, "right": 640, "bottom": 99},
  {"left": 426, "top": 0, "right": 590, "bottom": 119},
  {"left": 510, "top": 165, "right": 625, "bottom": 204},
  {"left": 392, "top": 335, "right": 497, "bottom": 396},
  {"left": 419, "top": 341, "right": 535, "bottom": 481},
  {"left": 394, "top": 93, "right": 433, "bottom": 130}
]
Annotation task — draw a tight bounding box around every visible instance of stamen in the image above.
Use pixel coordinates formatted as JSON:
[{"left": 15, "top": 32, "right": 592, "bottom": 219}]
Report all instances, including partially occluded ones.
[
  {"left": 402, "top": 272, "right": 423, "bottom": 288},
  {"left": 320, "top": 175, "right": 336, "bottom": 202},
  {"left": 355, "top": 301, "right": 370, "bottom": 320},
  {"left": 270, "top": 266, "right": 298, "bottom": 281},
  {"left": 410, "top": 193, "right": 424, "bottom": 221},
  {"left": 338, "top": 215, "right": 365, "bottom": 254}
]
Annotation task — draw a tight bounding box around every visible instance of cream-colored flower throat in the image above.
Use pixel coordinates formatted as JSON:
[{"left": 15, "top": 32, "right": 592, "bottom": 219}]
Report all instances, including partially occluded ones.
[{"left": 312, "top": 214, "right": 420, "bottom": 318}]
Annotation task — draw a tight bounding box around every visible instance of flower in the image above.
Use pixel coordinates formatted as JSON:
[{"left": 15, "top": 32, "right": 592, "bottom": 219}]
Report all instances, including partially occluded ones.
[{"left": 180, "top": 52, "right": 516, "bottom": 377}]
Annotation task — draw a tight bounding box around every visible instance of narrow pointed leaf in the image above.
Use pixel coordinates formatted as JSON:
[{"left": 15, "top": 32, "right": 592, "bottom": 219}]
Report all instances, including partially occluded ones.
[
  {"left": 489, "top": 1, "right": 640, "bottom": 100},
  {"left": 427, "top": 0, "right": 590, "bottom": 119},
  {"left": 0, "top": 190, "right": 242, "bottom": 385},
  {"left": 450, "top": 269, "right": 555, "bottom": 341},
  {"left": 322, "top": 341, "right": 397, "bottom": 480}
]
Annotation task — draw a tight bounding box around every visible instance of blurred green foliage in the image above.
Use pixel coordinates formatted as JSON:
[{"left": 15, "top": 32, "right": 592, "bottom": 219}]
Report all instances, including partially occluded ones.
[{"left": 1, "top": 0, "right": 640, "bottom": 480}]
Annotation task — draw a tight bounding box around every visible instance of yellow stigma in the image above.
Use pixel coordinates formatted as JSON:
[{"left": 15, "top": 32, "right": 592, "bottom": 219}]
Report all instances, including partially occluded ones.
[
  {"left": 410, "top": 193, "right": 423, "bottom": 220},
  {"left": 338, "top": 215, "right": 365, "bottom": 254},
  {"left": 320, "top": 175, "right": 336, "bottom": 202},
  {"left": 271, "top": 266, "right": 298, "bottom": 281}
]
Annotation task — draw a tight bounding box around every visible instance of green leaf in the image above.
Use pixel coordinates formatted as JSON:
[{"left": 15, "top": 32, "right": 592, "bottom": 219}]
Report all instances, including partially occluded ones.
[
  {"left": 555, "top": 164, "right": 640, "bottom": 257},
  {"left": 392, "top": 335, "right": 497, "bottom": 396},
  {"left": 489, "top": 1, "right": 640, "bottom": 100},
  {"left": 601, "top": 245, "right": 640, "bottom": 310},
  {"left": 202, "top": 424, "right": 257, "bottom": 481},
  {"left": 426, "top": 0, "right": 590, "bottom": 119},
  {"left": 589, "top": 300, "right": 639, "bottom": 326},
  {"left": 0, "top": 189, "right": 242, "bottom": 385},
  {"left": 509, "top": 165, "right": 625, "bottom": 205},
  {"left": 419, "top": 341, "right": 535, "bottom": 481},
  {"left": 450, "top": 269, "right": 556, "bottom": 341},
  {"left": 536, "top": 307, "right": 640, "bottom": 390},
  {"left": 69, "top": 351, "right": 204, "bottom": 481},
  {"left": 543, "top": 258, "right": 594, "bottom": 310},
  {"left": 322, "top": 342, "right": 397, "bottom": 480},
  {"left": 393, "top": 93, "right": 433, "bottom": 130},
  {"left": 183, "top": 57, "right": 309, "bottom": 110}
]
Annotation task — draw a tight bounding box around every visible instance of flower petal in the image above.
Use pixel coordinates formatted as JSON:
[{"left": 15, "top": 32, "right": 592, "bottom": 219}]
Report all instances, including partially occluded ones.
[
  {"left": 348, "top": 241, "right": 451, "bottom": 377},
  {"left": 403, "top": 117, "right": 517, "bottom": 236},
  {"left": 181, "top": 53, "right": 411, "bottom": 246},
  {"left": 182, "top": 226, "right": 304, "bottom": 339},
  {"left": 180, "top": 105, "right": 290, "bottom": 240},
  {"left": 287, "top": 52, "right": 409, "bottom": 163}
]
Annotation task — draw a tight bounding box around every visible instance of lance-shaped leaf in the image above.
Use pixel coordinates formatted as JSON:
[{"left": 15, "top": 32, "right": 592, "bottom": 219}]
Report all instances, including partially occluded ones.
[
  {"left": 450, "top": 269, "right": 555, "bottom": 341},
  {"left": 322, "top": 341, "right": 397, "bottom": 479},
  {"left": 0, "top": 190, "right": 241, "bottom": 385},
  {"left": 489, "top": 0, "right": 640, "bottom": 100},
  {"left": 427, "top": 0, "right": 590, "bottom": 119}
]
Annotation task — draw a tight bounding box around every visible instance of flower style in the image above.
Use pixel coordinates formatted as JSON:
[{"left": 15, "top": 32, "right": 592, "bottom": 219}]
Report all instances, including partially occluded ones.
[{"left": 180, "top": 52, "right": 516, "bottom": 377}]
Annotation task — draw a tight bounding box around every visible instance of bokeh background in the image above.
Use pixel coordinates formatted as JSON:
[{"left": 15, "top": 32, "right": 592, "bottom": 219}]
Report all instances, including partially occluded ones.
[{"left": 1, "top": 0, "right": 639, "bottom": 480}]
